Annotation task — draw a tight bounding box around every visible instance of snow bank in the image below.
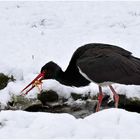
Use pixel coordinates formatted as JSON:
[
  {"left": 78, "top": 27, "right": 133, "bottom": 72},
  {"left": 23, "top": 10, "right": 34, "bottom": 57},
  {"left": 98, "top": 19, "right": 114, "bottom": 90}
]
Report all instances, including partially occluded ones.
[{"left": 0, "top": 108, "right": 140, "bottom": 139}]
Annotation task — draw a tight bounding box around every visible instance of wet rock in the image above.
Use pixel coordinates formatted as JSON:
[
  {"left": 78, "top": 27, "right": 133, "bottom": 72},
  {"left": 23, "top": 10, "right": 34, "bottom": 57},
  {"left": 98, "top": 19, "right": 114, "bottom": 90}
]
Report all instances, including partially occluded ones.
[
  {"left": 37, "top": 90, "right": 59, "bottom": 105},
  {"left": 25, "top": 97, "right": 98, "bottom": 118},
  {"left": 0, "top": 73, "right": 15, "bottom": 90},
  {"left": 71, "top": 93, "right": 83, "bottom": 100},
  {"left": 102, "top": 94, "right": 115, "bottom": 107},
  {"left": 7, "top": 95, "right": 41, "bottom": 110},
  {"left": 23, "top": 91, "right": 140, "bottom": 118},
  {"left": 119, "top": 95, "right": 140, "bottom": 113},
  {"left": 71, "top": 92, "right": 89, "bottom": 100},
  {"left": 2, "top": 89, "right": 140, "bottom": 118},
  {"left": 25, "top": 99, "right": 97, "bottom": 118},
  {"left": 97, "top": 94, "right": 140, "bottom": 113},
  {"left": 25, "top": 104, "right": 49, "bottom": 112},
  {"left": 86, "top": 99, "right": 98, "bottom": 111}
]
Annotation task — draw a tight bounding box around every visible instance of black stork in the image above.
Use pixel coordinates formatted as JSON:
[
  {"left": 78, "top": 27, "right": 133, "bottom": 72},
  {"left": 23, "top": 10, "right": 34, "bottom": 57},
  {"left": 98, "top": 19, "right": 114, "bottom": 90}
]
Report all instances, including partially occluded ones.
[{"left": 21, "top": 43, "right": 140, "bottom": 111}]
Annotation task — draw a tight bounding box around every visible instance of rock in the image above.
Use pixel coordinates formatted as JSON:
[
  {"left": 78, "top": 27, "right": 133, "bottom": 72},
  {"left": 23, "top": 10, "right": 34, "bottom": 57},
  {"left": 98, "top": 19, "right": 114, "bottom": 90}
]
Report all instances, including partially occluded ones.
[
  {"left": 71, "top": 92, "right": 89, "bottom": 100},
  {"left": 0, "top": 73, "right": 15, "bottom": 90},
  {"left": 25, "top": 98, "right": 98, "bottom": 118},
  {"left": 7, "top": 95, "right": 41, "bottom": 110},
  {"left": 86, "top": 99, "right": 98, "bottom": 111},
  {"left": 2, "top": 88, "right": 140, "bottom": 118},
  {"left": 37, "top": 90, "right": 59, "bottom": 105},
  {"left": 24, "top": 101, "right": 97, "bottom": 118},
  {"left": 24, "top": 104, "right": 49, "bottom": 112},
  {"left": 119, "top": 95, "right": 140, "bottom": 113}
]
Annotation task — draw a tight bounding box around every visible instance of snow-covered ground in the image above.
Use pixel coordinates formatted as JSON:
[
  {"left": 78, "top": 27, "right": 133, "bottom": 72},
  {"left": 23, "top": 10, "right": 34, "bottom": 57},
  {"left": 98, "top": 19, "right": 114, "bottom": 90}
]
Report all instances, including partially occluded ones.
[
  {"left": 0, "top": 109, "right": 140, "bottom": 139},
  {"left": 1, "top": 1, "right": 140, "bottom": 138}
]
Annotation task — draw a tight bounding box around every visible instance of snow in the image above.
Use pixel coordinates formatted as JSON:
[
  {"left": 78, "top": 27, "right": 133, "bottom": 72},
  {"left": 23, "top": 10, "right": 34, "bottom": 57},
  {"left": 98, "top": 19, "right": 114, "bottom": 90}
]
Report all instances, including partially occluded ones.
[
  {"left": 0, "top": 108, "right": 140, "bottom": 139},
  {"left": 0, "top": 1, "right": 140, "bottom": 138}
]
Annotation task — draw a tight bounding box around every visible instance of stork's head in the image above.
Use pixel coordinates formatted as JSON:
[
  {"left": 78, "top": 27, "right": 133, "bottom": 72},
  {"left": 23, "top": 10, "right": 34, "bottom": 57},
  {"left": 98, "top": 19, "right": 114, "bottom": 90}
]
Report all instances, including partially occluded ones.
[
  {"left": 41, "top": 61, "right": 62, "bottom": 79},
  {"left": 20, "top": 61, "right": 62, "bottom": 95}
]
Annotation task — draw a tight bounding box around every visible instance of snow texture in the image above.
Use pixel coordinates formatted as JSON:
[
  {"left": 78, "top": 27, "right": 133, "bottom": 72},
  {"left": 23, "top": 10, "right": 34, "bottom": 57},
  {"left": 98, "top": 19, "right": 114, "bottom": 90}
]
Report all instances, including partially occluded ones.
[{"left": 0, "top": 109, "right": 140, "bottom": 139}]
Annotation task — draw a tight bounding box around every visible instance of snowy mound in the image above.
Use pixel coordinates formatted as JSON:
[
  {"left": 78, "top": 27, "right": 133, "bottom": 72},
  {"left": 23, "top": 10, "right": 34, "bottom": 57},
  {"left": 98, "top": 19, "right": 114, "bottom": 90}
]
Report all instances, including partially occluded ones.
[{"left": 0, "top": 108, "right": 140, "bottom": 139}]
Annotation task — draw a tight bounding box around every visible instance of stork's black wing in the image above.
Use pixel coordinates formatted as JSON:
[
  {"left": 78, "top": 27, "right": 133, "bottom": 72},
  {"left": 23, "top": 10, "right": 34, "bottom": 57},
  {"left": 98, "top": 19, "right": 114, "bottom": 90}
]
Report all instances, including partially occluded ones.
[{"left": 77, "top": 48, "right": 140, "bottom": 85}]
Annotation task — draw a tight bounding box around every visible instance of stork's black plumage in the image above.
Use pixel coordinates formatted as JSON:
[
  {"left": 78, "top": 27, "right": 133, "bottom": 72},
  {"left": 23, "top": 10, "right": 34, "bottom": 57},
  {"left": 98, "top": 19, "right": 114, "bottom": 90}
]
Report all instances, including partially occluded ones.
[
  {"left": 21, "top": 43, "right": 140, "bottom": 111},
  {"left": 41, "top": 43, "right": 140, "bottom": 86}
]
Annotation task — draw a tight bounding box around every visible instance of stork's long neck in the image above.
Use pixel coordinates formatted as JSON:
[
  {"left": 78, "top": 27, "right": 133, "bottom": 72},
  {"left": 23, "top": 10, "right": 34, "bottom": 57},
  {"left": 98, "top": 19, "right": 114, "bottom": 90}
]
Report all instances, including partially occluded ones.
[{"left": 56, "top": 65, "right": 90, "bottom": 87}]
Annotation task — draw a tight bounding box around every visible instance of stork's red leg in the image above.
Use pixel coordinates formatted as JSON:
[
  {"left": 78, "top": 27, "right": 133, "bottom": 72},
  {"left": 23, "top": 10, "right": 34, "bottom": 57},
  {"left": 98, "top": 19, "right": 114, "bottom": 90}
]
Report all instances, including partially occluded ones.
[
  {"left": 109, "top": 85, "right": 119, "bottom": 108},
  {"left": 96, "top": 86, "right": 104, "bottom": 112}
]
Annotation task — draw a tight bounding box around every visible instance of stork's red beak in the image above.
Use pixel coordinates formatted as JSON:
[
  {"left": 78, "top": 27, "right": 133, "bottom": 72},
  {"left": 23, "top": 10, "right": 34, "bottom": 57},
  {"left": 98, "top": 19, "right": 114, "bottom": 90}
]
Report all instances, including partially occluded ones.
[{"left": 20, "top": 71, "right": 45, "bottom": 95}]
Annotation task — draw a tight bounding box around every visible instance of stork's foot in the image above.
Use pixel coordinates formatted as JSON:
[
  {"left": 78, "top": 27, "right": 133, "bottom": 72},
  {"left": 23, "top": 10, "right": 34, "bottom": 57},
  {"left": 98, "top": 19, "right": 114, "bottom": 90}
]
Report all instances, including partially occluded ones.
[
  {"left": 114, "top": 94, "right": 119, "bottom": 108},
  {"left": 96, "top": 85, "right": 120, "bottom": 112},
  {"left": 96, "top": 93, "right": 104, "bottom": 112},
  {"left": 109, "top": 85, "right": 119, "bottom": 108}
]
